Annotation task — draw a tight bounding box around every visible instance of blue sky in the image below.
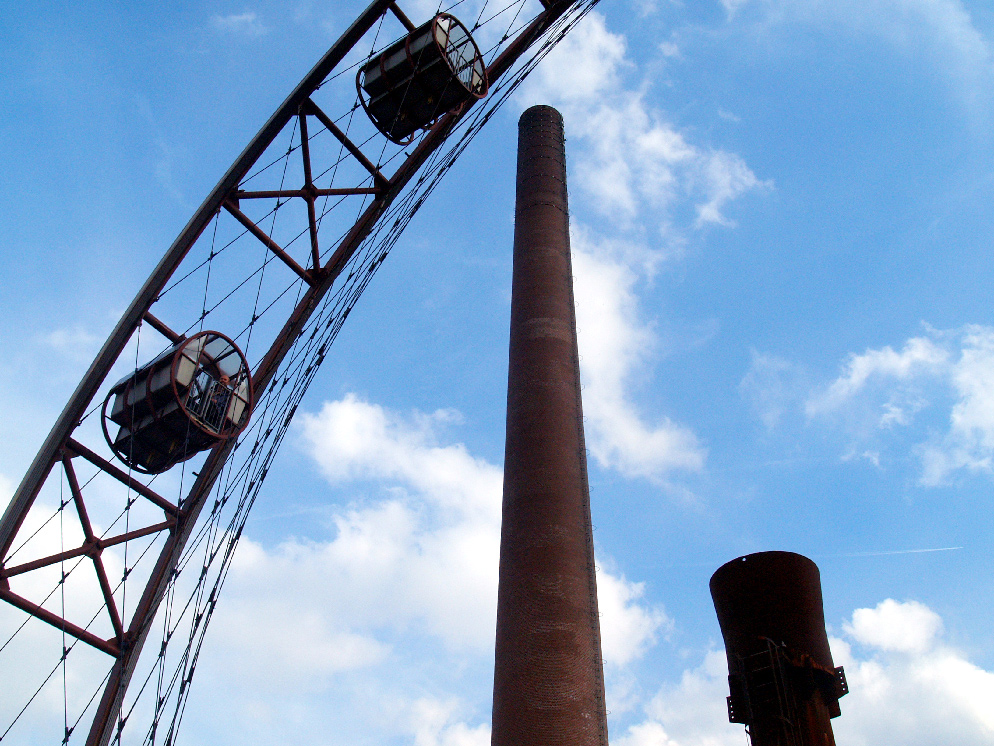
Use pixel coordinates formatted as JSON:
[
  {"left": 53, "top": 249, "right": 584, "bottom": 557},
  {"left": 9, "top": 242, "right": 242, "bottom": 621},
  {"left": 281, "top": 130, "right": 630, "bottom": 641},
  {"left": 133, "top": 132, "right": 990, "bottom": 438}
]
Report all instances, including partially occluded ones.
[{"left": 2, "top": 0, "right": 994, "bottom": 744}]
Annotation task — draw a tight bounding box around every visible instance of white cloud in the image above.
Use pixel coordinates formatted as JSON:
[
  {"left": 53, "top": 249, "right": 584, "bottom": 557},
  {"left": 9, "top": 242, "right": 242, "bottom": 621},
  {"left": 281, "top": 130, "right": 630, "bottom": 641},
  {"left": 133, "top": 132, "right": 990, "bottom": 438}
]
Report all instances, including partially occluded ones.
[
  {"left": 596, "top": 569, "right": 672, "bottom": 667},
  {"left": 693, "top": 149, "right": 767, "bottom": 228},
  {"left": 633, "top": 649, "right": 742, "bottom": 746},
  {"left": 513, "top": 12, "right": 767, "bottom": 484},
  {"left": 571, "top": 93, "right": 765, "bottom": 230},
  {"left": 950, "top": 328, "right": 994, "bottom": 427},
  {"left": 4, "top": 389, "right": 670, "bottom": 746},
  {"left": 410, "top": 698, "right": 491, "bottom": 746},
  {"left": 211, "top": 11, "right": 268, "bottom": 37},
  {"left": 533, "top": 12, "right": 628, "bottom": 103},
  {"left": 613, "top": 720, "right": 681, "bottom": 746},
  {"left": 844, "top": 598, "right": 943, "bottom": 653},
  {"left": 805, "top": 325, "right": 994, "bottom": 484},
  {"left": 206, "top": 395, "right": 668, "bottom": 670},
  {"left": 573, "top": 239, "right": 706, "bottom": 481},
  {"left": 163, "top": 392, "right": 670, "bottom": 746},
  {"left": 208, "top": 569, "right": 391, "bottom": 686},
  {"left": 300, "top": 394, "right": 500, "bottom": 523},
  {"left": 806, "top": 335, "right": 949, "bottom": 417},
  {"left": 833, "top": 599, "right": 994, "bottom": 743},
  {"left": 281, "top": 395, "right": 504, "bottom": 650},
  {"left": 522, "top": 12, "right": 769, "bottom": 231}
]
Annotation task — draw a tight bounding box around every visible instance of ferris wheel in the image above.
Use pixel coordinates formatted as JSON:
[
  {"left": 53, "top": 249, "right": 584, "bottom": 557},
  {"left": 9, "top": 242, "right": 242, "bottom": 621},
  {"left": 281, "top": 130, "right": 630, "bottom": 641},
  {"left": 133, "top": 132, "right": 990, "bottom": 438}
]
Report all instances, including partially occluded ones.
[{"left": 0, "top": 0, "right": 598, "bottom": 743}]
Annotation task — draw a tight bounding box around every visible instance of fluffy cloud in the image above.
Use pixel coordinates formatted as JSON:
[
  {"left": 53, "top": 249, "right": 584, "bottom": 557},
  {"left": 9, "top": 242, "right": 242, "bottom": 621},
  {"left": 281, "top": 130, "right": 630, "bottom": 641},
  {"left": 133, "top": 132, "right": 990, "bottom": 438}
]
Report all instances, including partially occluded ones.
[
  {"left": 532, "top": 12, "right": 629, "bottom": 104},
  {"left": 515, "top": 12, "right": 768, "bottom": 484},
  {"left": 409, "top": 698, "right": 491, "bottom": 746},
  {"left": 160, "top": 391, "right": 671, "bottom": 745},
  {"left": 844, "top": 598, "right": 942, "bottom": 653},
  {"left": 805, "top": 325, "right": 994, "bottom": 484},
  {"left": 573, "top": 239, "right": 706, "bottom": 480},
  {"left": 638, "top": 649, "right": 739, "bottom": 746},
  {"left": 614, "top": 720, "right": 682, "bottom": 746},
  {"left": 620, "top": 599, "right": 994, "bottom": 746},
  {"left": 203, "top": 394, "right": 668, "bottom": 679},
  {"left": 248, "top": 393, "right": 507, "bottom": 652},
  {"left": 522, "top": 13, "right": 769, "bottom": 231},
  {"left": 834, "top": 599, "right": 994, "bottom": 744},
  {"left": 300, "top": 394, "right": 501, "bottom": 523},
  {"left": 597, "top": 570, "right": 672, "bottom": 668},
  {"left": 805, "top": 335, "right": 949, "bottom": 417}
]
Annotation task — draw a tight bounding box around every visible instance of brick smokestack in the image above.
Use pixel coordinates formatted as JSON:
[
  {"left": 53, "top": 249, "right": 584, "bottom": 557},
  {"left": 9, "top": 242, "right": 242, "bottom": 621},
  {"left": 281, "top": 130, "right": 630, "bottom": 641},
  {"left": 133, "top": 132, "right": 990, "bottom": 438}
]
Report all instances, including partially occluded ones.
[{"left": 491, "top": 105, "right": 609, "bottom": 746}]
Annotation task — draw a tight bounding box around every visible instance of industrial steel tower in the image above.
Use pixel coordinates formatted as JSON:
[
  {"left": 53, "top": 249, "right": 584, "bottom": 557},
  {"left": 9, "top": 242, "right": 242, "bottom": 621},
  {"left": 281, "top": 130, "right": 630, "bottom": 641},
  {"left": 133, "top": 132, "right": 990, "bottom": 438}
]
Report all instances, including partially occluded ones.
[
  {"left": 711, "top": 552, "right": 849, "bottom": 746},
  {"left": 492, "top": 105, "right": 609, "bottom": 746}
]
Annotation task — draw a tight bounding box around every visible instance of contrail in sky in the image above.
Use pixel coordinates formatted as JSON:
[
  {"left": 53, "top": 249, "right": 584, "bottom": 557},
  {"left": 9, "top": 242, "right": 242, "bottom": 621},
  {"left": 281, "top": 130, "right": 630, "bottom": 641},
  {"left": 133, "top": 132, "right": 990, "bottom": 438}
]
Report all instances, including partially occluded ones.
[{"left": 840, "top": 546, "right": 964, "bottom": 557}]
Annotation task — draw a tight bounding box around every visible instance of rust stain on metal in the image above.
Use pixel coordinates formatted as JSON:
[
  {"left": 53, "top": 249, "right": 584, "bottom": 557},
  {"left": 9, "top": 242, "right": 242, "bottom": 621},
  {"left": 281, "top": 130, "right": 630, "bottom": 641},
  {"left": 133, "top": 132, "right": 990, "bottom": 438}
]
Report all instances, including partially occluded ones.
[
  {"left": 711, "top": 551, "right": 849, "bottom": 746},
  {"left": 491, "top": 105, "right": 609, "bottom": 746}
]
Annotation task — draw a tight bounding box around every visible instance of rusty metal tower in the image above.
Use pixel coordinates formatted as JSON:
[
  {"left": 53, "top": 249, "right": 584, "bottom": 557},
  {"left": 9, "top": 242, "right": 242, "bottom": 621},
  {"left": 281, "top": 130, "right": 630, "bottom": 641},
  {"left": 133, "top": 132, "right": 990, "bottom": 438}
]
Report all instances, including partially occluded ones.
[
  {"left": 711, "top": 552, "right": 849, "bottom": 746},
  {"left": 491, "top": 105, "right": 609, "bottom": 746}
]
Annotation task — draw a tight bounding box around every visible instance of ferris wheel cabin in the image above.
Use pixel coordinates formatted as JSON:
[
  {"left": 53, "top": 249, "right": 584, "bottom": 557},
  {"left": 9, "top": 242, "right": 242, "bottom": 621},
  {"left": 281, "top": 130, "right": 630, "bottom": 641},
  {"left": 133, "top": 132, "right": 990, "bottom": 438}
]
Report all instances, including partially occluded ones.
[
  {"left": 358, "top": 13, "right": 488, "bottom": 143},
  {"left": 102, "top": 331, "right": 253, "bottom": 474}
]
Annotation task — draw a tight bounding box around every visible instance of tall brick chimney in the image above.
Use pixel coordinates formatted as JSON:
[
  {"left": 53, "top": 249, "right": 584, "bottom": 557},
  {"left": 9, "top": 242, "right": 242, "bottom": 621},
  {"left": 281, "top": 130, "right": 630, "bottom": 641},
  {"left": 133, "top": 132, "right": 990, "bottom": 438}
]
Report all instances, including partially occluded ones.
[{"left": 491, "top": 104, "right": 609, "bottom": 746}]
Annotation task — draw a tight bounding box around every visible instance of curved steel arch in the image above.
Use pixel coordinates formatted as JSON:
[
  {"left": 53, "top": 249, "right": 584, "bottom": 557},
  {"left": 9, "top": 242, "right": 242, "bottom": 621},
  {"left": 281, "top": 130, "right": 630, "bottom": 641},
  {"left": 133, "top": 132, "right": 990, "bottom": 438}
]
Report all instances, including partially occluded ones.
[{"left": 0, "top": 0, "right": 596, "bottom": 743}]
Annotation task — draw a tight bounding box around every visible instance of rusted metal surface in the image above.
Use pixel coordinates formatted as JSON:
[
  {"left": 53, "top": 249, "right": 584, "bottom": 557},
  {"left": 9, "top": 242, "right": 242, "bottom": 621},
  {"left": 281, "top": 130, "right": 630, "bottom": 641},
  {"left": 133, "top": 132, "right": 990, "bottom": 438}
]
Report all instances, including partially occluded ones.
[
  {"left": 224, "top": 199, "right": 316, "bottom": 283},
  {"left": 304, "top": 98, "right": 390, "bottom": 189},
  {"left": 2, "top": 518, "right": 176, "bottom": 578},
  {"left": 141, "top": 311, "right": 184, "bottom": 344},
  {"left": 710, "top": 551, "right": 848, "bottom": 746},
  {"left": 236, "top": 188, "right": 382, "bottom": 198},
  {"left": 0, "top": 587, "right": 122, "bottom": 657},
  {"left": 491, "top": 105, "right": 608, "bottom": 746},
  {"left": 64, "top": 438, "right": 180, "bottom": 516},
  {"left": 389, "top": 1, "right": 417, "bottom": 31}
]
